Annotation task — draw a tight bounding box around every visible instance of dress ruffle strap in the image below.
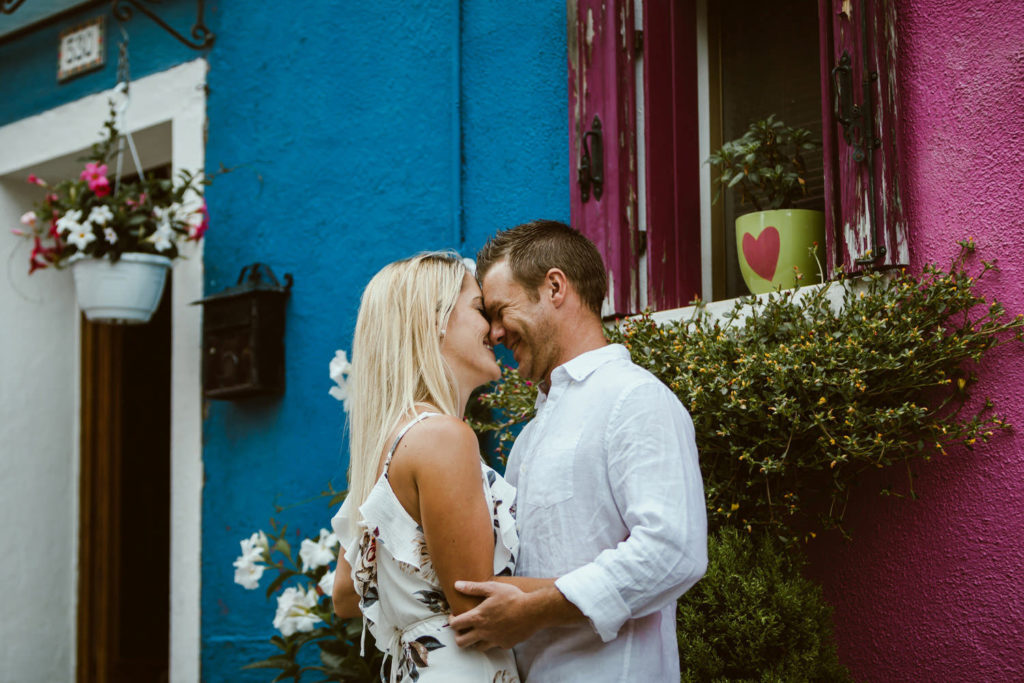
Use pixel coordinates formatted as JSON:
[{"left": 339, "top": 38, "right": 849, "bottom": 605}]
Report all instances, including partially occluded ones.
[
  {"left": 359, "top": 483, "right": 426, "bottom": 571},
  {"left": 481, "top": 464, "right": 519, "bottom": 575}
]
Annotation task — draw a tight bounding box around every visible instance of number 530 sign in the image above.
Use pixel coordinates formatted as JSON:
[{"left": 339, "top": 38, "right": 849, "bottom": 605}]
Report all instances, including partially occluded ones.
[{"left": 58, "top": 17, "right": 105, "bottom": 82}]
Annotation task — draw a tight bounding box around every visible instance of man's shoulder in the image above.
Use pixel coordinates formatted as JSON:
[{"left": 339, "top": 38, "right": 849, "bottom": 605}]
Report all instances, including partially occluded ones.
[{"left": 590, "top": 354, "right": 667, "bottom": 395}]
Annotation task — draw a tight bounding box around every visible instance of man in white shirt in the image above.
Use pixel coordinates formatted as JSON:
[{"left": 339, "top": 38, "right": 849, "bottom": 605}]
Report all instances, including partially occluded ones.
[{"left": 448, "top": 220, "right": 708, "bottom": 682}]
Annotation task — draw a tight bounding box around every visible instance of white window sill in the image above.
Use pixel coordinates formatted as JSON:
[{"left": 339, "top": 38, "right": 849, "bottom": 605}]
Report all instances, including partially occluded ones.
[{"left": 631, "top": 278, "right": 866, "bottom": 328}]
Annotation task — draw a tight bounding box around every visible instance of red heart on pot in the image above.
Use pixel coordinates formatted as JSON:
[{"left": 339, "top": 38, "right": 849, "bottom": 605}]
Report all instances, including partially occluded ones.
[{"left": 742, "top": 226, "right": 780, "bottom": 281}]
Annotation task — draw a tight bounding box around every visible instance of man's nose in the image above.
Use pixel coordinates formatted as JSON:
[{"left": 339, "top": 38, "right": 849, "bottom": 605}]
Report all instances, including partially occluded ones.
[{"left": 488, "top": 321, "right": 504, "bottom": 346}]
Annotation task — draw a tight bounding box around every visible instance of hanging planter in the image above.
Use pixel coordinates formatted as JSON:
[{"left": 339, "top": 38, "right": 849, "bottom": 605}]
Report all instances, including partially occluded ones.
[
  {"left": 70, "top": 252, "right": 172, "bottom": 324},
  {"left": 13, "top": 89, "right": 211, "bottom": 325}
]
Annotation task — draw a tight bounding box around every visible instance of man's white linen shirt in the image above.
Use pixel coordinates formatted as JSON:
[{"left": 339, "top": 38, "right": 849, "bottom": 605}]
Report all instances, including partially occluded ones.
[{"left": 506, "top": 344, "right": 707, "bottom": 683}]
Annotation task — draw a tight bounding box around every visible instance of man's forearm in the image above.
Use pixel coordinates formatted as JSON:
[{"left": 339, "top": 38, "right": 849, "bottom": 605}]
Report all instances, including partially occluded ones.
[{"left": 522, "top": 584, "right": 586, "bottom": 629}]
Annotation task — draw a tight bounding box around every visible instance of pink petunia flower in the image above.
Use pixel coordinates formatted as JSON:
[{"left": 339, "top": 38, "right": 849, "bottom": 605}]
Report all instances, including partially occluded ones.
[
  {"left": 80, "top": 162, "right": 111, "bottom": 196},
  {"left": 27, "top": 174, "right": 46, "bottom": 186},
  {"left": 188, "top": 201, "right": 209, "bottom": 241},
  {"left": 29, "top": 237, "right": 54, "bottom": 274},
  {"left": 80, "top": 162, "right": 107, "bottom": 183},
  {"left": 90, "top": 175, "right": 111, "bottom": 197}
]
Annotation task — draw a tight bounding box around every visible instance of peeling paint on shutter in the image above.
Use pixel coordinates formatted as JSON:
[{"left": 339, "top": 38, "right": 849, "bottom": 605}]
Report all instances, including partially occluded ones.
[
  {"left": 568, "top": 0, "right": 640, "bottom": 316},
  {"left": 819, "top": 0, "right": 909, "bottom": 274},
  {"left": 643, "top": 0, "right": 701, "bottom": 310}
]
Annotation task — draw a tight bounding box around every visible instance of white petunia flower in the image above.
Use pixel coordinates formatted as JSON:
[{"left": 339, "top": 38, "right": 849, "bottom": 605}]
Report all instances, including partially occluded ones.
[
  {"left": 232, "top": 531, "right": 269, "bottom": 590},
  {"left": 149, "top": 224, "right": 175, "bottom": 252},
  {"left": 20, "top": 211, "right": 37, "bottom": 228},
  {"left": 329, "top": 350, "right": 352, "bottom": 411},
  {"left": 67, "top": 225, "right": 97, "bottom": 251},
  {"left": 233, "top": 553, "right": 266, "bottom": 590},
  {"left": 55, "top": 209, "right": 83, "bottom": 235},
  {"left": 103, "top": 227, "right": 118, "bottom": 244},
  {"left": 87, "top": 205, "right": 115, "bottom": 226},
  {"left": 272, "top": 586, "right": 322, "bottom": 637},
  {"left": 299, "top": 529, "right": 339, "bottom": 573},
  {"left": 318, "top": 568, "right": 336, "bottom": 596},
  {"left": 240, "top": 530, "right": 270, "bottom": 557}
]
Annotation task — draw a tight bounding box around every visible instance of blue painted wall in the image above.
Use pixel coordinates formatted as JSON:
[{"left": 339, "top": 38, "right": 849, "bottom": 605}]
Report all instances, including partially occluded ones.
[
  {"left": 199, "top": 2, "right": 567, "bottom": 680},
  {"left": 1, "top": 1, "right": 565, "bottom": 679}
]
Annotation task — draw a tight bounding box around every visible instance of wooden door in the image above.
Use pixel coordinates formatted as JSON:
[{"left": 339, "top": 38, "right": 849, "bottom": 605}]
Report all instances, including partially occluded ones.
[{"left": 78, "top": 276, "right": 171, "bottom": 683}]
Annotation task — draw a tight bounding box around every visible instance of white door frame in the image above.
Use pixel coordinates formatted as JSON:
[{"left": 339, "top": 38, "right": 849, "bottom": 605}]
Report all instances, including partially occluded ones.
[{"left": 0, "top": 58, "right": 207, "bottom": 683}]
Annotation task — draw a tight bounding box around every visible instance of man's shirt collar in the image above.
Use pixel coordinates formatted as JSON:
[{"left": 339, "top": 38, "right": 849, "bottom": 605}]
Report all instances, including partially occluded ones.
[{"left": 536, "top": 344, "right": 630, "bottom": 406}]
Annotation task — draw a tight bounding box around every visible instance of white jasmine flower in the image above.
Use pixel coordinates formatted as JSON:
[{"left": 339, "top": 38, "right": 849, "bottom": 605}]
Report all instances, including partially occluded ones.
[
  {"left": 329, "top": 350, "right": 352, "bottom": 410},
  {"left": 318, "top": 568, "right": 336, "bottom": 596},
  {"left": 67, "top": 225, "right": 97, "bottom": 251},
  {"left": 56, "top": 209, "right": 83, "bottom": 235},
  {"left": 299, "top": 529, "right": 339, "bottom": 572},
  {"left": 104, "top": 227, "right": 118, "bottom": 244},
  {"left": 272, "top": 586, "right": 322, "bottom": 637},
  {"left": 20, "top": 211, "right": 37, "bottom": 228},
  {"left": 87, "top": 205, "right": 115, "bottom": 226},
  {"left": 232, "top": 531, "right": 269, "bottom": 590}
]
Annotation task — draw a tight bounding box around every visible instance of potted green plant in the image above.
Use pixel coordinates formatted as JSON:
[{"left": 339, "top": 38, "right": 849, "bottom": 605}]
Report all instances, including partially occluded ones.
[
  {"left": 13, "top": 101, "right": 208, "bottom": 324},
  {"left": 707, "top": 114, "right": 824, "bottom": 295}
]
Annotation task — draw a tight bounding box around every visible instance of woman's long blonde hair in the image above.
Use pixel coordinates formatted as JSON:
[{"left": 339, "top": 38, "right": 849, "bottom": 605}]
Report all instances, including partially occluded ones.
[{"left": 344, "top": 252, "right": 466, "bottom": 534}]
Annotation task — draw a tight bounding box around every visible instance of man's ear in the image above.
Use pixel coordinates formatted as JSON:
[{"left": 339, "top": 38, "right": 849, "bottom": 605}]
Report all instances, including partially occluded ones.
[{"left": 544, "top": 268, "right": 569, "bottom": 308}]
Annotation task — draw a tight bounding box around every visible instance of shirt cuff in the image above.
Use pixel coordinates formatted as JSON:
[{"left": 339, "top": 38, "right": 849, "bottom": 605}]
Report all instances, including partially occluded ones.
[{"left": 555, "top": 563, "right": 630, "bottom": 643}]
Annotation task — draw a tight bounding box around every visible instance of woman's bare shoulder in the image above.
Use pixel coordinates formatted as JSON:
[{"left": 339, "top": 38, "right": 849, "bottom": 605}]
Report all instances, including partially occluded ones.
[{"left": 392, "top": 414, "right": 480, "bottom": 472}]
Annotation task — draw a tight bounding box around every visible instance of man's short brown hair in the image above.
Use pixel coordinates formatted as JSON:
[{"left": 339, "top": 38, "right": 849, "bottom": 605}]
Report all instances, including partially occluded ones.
[{"left": 476, "top": 220, "right": 608, "bottom": 317}]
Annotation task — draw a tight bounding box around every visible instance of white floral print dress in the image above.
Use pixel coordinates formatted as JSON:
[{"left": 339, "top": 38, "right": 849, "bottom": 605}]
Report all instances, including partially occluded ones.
[{"left": 331, "top": 412, "right": 520, "bottom": 683}]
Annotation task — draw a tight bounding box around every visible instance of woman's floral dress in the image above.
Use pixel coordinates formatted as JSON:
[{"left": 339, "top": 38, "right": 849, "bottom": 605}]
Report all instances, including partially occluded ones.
[{"left": 332, "top": 412, "right": 520, "bottom": 683}]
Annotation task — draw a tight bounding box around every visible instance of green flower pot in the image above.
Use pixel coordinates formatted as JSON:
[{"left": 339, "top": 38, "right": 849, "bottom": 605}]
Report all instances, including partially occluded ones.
[{"left": 735, "top": 209, "right": 825, "bottom": 294}]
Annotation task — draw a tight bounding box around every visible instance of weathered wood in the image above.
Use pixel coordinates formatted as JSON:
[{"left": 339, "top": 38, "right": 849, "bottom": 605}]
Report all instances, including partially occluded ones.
[
  {"left": 644, "top": 0, "right": 702, "bottom": 309},
  {"left": 78, "top": 319, "right": 124, "bottom": 683},
  {"left": 568, "top": 0, "right": 640, "bottom": 315},
  {"left": 819, "top": 0, "right": 909, "bottom": 274}
]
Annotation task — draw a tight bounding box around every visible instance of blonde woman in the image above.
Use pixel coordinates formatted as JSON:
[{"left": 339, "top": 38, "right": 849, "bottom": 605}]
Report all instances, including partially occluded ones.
[{"left": 331, "top": 252, "right": 533, "bottom": 682}]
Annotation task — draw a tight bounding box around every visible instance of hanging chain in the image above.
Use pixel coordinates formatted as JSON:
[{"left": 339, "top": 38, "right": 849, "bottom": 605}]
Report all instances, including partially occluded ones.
[{"left": 113, "top": 26, "right": 144, "bottom": 193}]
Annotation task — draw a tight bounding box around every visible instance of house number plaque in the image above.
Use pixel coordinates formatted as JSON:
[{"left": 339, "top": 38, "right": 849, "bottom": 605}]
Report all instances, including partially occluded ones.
[{"left": 58, "top": 17, "right": 105, "bottom": 82}]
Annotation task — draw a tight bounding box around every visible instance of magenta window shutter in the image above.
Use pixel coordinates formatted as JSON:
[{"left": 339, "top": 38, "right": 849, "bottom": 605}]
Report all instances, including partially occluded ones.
[
  {"left": 819, "top": 0, "right": 909, "bottom": 274},
  {"left": 643, "top": 0, "right": 701, "bottom": 310},
  {"left": 568, "top": 0, "right": 641, "bottom": 316}
]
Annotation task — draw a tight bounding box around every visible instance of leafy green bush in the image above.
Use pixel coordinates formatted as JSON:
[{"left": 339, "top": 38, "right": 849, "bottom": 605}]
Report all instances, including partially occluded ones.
[{"left": 677, "top": 528, "right": 850, "bottom": 682}]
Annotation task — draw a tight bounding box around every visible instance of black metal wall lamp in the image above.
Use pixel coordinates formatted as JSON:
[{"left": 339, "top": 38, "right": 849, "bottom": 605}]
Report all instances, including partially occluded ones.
[{"left": 194, "top": 264, "right": 293, "bottom": 400}]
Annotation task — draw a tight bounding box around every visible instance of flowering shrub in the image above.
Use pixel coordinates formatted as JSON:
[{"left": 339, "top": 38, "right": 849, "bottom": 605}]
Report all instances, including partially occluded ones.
[
  {"left": 235, "top": 351, "right": 381, "bottom": 681},
  {"left": 13, "top": 101, "right": 208, "bottom": 274},
  {"left": 233, "top": 502, "right": 384, "bottom": 681}
]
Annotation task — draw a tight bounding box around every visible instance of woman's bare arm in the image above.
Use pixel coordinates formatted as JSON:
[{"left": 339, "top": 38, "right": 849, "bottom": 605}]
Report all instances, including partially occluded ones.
[
  {"left": 332, "top": 546, "right": 361, "bottom": 619},
  {"left": 494, "top": 576, "right": 555, "bottom": 592},
  {"left": 390, "top": 416, "right": 498, "bottom": 616}
]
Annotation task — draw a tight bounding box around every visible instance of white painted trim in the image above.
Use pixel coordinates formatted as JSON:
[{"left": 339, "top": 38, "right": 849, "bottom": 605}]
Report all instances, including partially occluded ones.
[{"left": 0, "top": 58, "right": 207, "bottom": 683}]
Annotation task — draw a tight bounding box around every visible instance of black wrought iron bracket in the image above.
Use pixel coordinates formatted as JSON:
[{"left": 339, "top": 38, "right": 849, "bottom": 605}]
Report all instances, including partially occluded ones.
[
  {"left": 112, "top": 0, "right": 214, "bottom": 50},
  {"left": 0, "top": 0, "right": 27, "bottom": 15}
]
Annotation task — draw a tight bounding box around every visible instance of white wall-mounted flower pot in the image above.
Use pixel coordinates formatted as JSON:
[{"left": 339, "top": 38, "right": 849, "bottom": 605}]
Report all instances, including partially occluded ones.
[{"left": 71, "top": 252, "right": 172, "bottom": 324}]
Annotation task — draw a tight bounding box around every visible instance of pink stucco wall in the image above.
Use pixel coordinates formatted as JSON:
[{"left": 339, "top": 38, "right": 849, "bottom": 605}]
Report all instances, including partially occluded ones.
[{"left": 806, "top": 1, "right": 1024, "bottom": 680}]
